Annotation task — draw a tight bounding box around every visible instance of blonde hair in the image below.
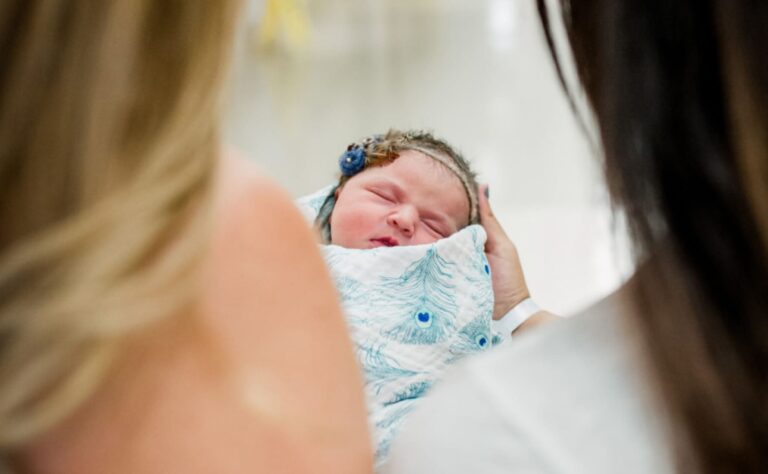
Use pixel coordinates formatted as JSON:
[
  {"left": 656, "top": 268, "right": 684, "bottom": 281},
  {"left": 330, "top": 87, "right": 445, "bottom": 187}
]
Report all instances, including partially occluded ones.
[{"left": 0, "top": 0, "right": 239, "bottom": 451}]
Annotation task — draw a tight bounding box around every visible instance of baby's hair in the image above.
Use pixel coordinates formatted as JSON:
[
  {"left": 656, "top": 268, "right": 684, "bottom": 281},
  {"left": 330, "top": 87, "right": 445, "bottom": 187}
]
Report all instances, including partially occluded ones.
[{"left": 316, "top": 129, "right": 479, "bottom": 242}]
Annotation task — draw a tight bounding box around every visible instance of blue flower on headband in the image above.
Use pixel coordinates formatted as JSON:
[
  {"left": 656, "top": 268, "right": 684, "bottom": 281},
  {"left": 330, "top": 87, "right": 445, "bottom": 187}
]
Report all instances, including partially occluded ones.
[{"left": 339, "top": 147, "right": 366, "bottom": 176}]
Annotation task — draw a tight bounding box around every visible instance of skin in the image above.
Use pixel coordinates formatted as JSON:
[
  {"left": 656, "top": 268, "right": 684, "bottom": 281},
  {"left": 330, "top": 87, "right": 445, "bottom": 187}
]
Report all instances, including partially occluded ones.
[
  {"left": 330, "top": 150, "right": 470, "bottom": 249},
  {"left": 21, "top": 153, "right": 373, "bottom": 473}
]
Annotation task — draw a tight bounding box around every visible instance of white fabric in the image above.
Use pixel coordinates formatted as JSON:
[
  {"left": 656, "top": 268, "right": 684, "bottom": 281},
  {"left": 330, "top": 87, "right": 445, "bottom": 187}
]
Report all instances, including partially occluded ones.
[
  {"left": 383, "top": 285, "right": 675, "bottom": 474},
  {"left": 322, "top": 226, "right": 501, "bottom": 465},
  {"left": 296, "top": 184, "right": 335, "bottom": 223},
  {"left": 493, "top": 297, "right": 541, "bottom": 336}
]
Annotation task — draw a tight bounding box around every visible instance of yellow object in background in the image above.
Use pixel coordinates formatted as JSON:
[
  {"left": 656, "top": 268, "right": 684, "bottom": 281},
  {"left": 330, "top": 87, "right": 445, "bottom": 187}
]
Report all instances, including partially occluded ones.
[{"left": 256, "top": 0, "right": 310, "bottom": 52}]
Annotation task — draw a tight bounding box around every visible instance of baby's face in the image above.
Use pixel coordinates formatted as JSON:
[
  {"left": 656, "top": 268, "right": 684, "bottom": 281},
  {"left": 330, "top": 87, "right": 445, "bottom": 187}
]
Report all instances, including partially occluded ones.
[{"left": 330, "top": 149, "right": 470, "bottom": 249}]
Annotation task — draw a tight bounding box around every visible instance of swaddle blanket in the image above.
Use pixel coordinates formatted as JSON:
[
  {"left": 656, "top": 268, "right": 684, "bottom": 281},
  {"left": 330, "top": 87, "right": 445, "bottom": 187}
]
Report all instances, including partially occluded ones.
[{"left": 297, "top": 187, "right": 503, "bottom": 465}]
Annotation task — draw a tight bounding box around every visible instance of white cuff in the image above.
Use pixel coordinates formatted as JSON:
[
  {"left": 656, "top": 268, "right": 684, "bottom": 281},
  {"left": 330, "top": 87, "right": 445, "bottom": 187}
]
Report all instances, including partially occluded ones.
[{"left": 494, "top": 298, "right": 541, "bottom": 335}]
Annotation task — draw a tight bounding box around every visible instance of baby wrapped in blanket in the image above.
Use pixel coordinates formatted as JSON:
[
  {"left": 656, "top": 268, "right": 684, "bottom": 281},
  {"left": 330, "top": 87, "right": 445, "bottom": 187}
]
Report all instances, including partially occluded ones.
[{"left": 298, "top": 130, "right": 512, "bottom": 466}]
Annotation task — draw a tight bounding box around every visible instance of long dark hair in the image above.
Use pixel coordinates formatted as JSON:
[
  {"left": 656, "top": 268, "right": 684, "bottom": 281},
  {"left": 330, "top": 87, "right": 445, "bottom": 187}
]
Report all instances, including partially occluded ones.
[{"left": 536, "top": 0, "right": 768, "bottom": 471}]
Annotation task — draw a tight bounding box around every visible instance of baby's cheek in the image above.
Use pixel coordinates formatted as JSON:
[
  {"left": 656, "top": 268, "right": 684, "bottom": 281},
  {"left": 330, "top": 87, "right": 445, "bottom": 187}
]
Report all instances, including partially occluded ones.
[
  {"left": 412, "top": 229, "right": 439, "bottom": 246},
  {"left": 331, "top": 209, "right": 371, "bottom": 247}
]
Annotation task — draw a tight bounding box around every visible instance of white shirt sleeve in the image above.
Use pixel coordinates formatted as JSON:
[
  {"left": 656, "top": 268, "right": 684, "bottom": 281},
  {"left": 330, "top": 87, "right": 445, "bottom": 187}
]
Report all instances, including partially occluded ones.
[{"left": 382, "top": 362, "right": 559, "bottom": 474}]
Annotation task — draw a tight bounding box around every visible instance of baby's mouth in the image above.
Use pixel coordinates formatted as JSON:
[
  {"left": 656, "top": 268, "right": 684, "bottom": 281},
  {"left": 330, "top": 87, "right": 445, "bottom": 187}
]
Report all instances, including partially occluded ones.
[{"left": 371, "top": 236, "right": 399, "bottom": 247}]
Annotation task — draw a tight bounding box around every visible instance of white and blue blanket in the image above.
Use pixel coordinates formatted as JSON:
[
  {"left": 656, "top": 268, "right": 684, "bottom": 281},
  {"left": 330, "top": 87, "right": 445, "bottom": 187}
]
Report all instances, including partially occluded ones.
[{"left": 298, "top": 187, "right": 503, "bottom": 465}]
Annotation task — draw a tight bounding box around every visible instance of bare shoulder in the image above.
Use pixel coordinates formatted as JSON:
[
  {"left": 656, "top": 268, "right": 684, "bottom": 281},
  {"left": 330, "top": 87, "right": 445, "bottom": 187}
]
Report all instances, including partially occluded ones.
[
  {"left": 202, "top": 150, "right": 342, "bottom": 335},
  {"left": 212, "top": 148, "right": 315, "bottom": 246}
]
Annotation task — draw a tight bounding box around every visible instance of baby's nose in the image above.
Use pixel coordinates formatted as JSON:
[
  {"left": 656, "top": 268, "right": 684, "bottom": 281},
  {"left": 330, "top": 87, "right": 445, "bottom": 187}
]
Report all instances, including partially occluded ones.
[{"left": 387, "top": 206, "right": 417, "bottom": 236}]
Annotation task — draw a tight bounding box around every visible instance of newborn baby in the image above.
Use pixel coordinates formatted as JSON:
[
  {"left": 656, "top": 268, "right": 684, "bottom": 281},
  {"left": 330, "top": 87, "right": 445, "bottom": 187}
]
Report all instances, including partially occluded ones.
[{"left": 301, "top": 130, "right": 494, "bottom": 467}]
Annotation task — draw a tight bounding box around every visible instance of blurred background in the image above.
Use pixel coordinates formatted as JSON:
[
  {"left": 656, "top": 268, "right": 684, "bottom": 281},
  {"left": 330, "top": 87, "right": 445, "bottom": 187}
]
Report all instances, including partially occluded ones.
[{"left": 225, "top": 0, "right": 633, "bottom": 316}]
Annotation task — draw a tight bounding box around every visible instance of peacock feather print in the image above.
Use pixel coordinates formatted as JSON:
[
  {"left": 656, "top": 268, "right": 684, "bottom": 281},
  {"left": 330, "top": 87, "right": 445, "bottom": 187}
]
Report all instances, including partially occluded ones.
[
  {"left": 374, "top": 402, "right": 418, "bottom": 465},
  {"left": 375, "top": 246, "right": 459, "bottom": 345},
  {"left": 357, "top": 344, "right": 422, "bottom": 395},
  {"left": 384, "top": 380, "right": 433, "bottom": 406},
  {"left": 308, "top": 223, "right": 499, "bottom": 467},
  {"left": 449, "top": 314, "right": 493, "bottom": 357},
  {"left": 462, "top": 226, "right": 501, "bottom": 346},
  {"left": 333, "top": 275, "right": 370, "bottom": 315}
]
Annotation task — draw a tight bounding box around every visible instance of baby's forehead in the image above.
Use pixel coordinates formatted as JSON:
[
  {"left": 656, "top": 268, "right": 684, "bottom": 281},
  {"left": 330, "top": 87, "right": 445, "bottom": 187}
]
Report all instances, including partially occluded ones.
[
  {"left": 364, "top": 155, "right": 471, "bottom": 225},
  {"left": 365, "top": 155, "right": 464, "bottom": 194},
  {"left": 369, "top": 149, "right": 459, "bottom": 181}
]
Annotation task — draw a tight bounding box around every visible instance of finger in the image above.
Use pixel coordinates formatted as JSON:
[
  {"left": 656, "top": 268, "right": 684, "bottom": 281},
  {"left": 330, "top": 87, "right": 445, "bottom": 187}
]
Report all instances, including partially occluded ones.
[
  {"left": 477, "top": 184, "right": 508, "bottom": 247},
  {"left": 477, "top": 184, "right": 493, "bottom": 218}
]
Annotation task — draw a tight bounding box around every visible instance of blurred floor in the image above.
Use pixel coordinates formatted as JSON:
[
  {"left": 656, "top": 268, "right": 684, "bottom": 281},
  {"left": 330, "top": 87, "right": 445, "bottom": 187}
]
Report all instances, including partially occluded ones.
[{"left": 225, "top": 0, "right": 632, "bottom": 315}]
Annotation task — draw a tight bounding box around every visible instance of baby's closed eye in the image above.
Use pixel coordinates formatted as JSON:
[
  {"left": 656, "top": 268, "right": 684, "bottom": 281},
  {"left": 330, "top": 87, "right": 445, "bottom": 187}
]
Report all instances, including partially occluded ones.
[
  {"left": 369, "top": 188, "right": 396, "bottom": 203},
  {"left": 422, "top": 219, "right": 447, "bottom": 237}
]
